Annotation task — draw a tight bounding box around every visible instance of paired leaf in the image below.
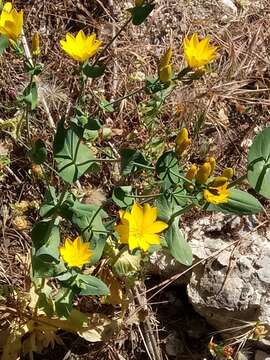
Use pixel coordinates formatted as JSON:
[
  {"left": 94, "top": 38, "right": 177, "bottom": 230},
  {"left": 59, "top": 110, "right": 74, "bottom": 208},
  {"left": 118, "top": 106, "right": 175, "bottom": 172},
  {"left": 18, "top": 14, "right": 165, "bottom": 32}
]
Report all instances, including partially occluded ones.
[
  {"left": 156, "top": 151, "right": 182, "bottom": 186},
  {"left": 112, "top": 186, "right": 133, "bottom": 208},
  {"left": 54, "top": 120, "right": 99, "bottom": 183},
  {"left": 55, "top": 287, "right": 74, "bottom": 318},
  {"left": 22, "top": 82, "right": 38, "bottom": 110},
  {"left": 120, "top": 148, "right": 150, "bottom": 175},
  {"left": 248, "top": 127, "right": 270, "bottom": 199}
]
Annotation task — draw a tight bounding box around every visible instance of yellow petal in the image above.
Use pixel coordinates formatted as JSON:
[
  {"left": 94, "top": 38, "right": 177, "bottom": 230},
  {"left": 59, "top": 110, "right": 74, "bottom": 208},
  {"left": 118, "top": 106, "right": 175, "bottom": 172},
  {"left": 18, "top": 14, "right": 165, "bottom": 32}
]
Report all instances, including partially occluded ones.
[
  {"left": 146, "top": 221, "right": 168, "bottom": 234},
  {"left": 131, "top": 202, "right": 143, "bottom": 229},
  {"left": 142, "top": 204, "right": 157, "bottom": 227}
]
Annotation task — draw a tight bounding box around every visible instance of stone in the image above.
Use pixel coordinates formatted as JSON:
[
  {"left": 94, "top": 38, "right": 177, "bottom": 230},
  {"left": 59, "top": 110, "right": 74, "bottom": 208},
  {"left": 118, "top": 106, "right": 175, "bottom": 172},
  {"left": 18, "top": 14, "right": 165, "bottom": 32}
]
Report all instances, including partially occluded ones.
[
  {"left": 186, "top": 213, "right": 270, "bottom": 339},
  {"left": 255, "top": 350, "right": 270, "bottom": 360}
]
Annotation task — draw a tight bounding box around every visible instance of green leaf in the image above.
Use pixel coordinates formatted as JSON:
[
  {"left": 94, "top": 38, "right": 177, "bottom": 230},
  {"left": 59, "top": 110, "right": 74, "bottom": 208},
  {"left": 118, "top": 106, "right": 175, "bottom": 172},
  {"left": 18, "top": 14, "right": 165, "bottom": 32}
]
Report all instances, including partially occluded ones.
[
  {"left": 99, "top": 99, "right": 114, "bottom": 113},
  {"left": 54, "top": 120, "right": 99, "bottom": 183},
  {"left": 156, "top": 190, "right": 185, "bottom": 222},
  {"left": 112, "top": 186, "right": 133, "bottom": 208},
  {"left": 120, "top": 148, "right": 150, "bottom": 175},
  {"left": 0, "top": 35, "right": 9, "bottom": 55},
  {"left": 156, "top": 151, "right": 181, "bottom": 186},
  {"left": 31, "top": 219, "right": 61, "bottom": 261},
  {"left": 32, "top": 255, "right": 66, "bottom": 278},
  {"left": 55, "top": 288, "right": 74, "bottom": 318},
  {"left": 39, "top": 186, "right": 58, "bottom": 218},
  {"left": 165, "top": 220, "right": 193, "bottom": 266},
  {"left": 75, "top": 274, "right": 110, "bottom": 296},
  {"left": 83, "top": 63, "right": 105, "bottom": 78},
  {"left": 68, "top": 201, "right": 108, "bottom": 265},
  {"left": 248, "top": 127, "right": 270, "bottom": 199},
  {"left": 128, "top": 4, "right": 155, "bottom": 25},
  {"left": 207, "top": 189, "right": 263, "bottom": 215},
  {"left": 28, "top": 139, "right": 47, "bottom": 164},
  {"left": 23, "top": 81, "right": 38, "bottom": 110}
]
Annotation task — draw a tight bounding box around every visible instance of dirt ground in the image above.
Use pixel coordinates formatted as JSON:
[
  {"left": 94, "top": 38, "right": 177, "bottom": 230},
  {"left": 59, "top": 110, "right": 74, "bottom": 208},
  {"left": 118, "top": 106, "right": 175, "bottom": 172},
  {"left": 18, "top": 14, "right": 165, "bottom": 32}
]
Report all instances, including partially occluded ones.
[{"left": 0, "top": 0, "right": 270, "bottom": 359}]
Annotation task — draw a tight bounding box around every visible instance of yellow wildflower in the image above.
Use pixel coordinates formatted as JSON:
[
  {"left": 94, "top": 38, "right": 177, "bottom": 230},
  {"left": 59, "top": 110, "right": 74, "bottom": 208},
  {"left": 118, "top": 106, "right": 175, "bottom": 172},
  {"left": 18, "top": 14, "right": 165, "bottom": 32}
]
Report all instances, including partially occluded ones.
[
  {"left": 183, "top": 33, "right": 218, "bottom": 68},
  {"left": 221, "top": 167, "right": 234, "bottom": 179},
  {"left": 59, "top": 236, "right": 93, "bottom": 268},
  {"left": 204, "top": 177, "right": 230, "bottom": 204},
  {"left": 196, "top": 162, "right": 212, "bottom": 184},
  {"left": 32, "top": 32, "right": 40, "bottom": 56},
  {"left": 115, "top": 202, "right": 168, "bottom": 252},
  {"left": 208, "top": 157, "right": 216, "bottom": 176},
  {"left": 60, "top": 30, "right": 102, "bottom": 62},
  {"left": 0, "top": 2, "right": 23, "bottom": 41},
  {"left": 159, "top": 47, "right": 173, "bottom": 83},
  {"left": 175, "top": 128, "right": 191, "bottom": 156}
]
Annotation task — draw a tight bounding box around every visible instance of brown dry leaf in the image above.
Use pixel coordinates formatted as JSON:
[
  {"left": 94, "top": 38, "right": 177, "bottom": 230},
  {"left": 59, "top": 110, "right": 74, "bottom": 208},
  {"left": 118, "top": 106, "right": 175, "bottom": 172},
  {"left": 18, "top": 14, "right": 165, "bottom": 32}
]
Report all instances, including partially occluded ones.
[
  {"left": 99, "top": 267, "right": 123, "bottom": 305},
  {"left": 78, "top": 313, "right": 120, "bottom": 342}
]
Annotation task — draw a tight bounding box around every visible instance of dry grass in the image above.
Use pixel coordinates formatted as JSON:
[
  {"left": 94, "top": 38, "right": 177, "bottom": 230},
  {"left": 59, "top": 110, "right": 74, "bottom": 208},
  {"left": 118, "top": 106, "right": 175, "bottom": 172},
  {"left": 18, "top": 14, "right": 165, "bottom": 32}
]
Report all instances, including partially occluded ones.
[{"left": 0, "top": 0, "right": 270, "bottom": 359}]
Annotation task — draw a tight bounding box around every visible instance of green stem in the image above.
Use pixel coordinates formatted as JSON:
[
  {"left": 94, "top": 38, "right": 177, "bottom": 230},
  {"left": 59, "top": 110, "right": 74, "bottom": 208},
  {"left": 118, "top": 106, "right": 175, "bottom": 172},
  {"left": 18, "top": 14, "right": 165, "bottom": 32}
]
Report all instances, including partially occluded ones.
[
  {"left": 126, "top": 193, "right": 163, "bottom": 199},
  {"left": 228, "top": 174, "right": 247, "bottom": 188},
  {"left": 105, "top": 86, "right": 145, "bottom": 109},
  {"left": 169, "top": 203, "right": 195, "bottom": 225},
  {"left": 133, "top": 162, "right": 155, "bottom": 170},
  {"left": 170, "top": 170, "right": 194, "bottom": 185},
  {"left": 92, "top": 16, "right": 132, "bottom": 67}
]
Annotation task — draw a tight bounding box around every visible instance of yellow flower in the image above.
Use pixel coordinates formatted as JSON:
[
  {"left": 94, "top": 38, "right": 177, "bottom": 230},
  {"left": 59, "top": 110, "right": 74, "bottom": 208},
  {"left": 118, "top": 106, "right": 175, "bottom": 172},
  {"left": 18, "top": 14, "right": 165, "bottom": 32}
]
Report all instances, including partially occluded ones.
[
  {"left": 59, "top": 236, "right": 93, "bottom": 268},
  {"left": 159, "top": 47, "right": 173, "bottom": 83},
  {"left": 183, "top": 33, "right": 218, "bottom": 68},
  {"left": 204, "top": 177, "right": 230, "bottom": 204},
  {"left": 196, "top": 162, "right": 212, "bottom": 184},
  {"left": 175, "top": 128, "right": 191, "bottom": 156},
  {"left": 0, "top": 2, "right": 23, "bottom": 40},
  {"left": 32, "top": 32, "right": 40, "bottom": 56},
  {"left": 60, "top": 30, "right": 102, "bottom": 62},
  {"left": 115, "top": 202, "right": 168, "bottom": 252}
]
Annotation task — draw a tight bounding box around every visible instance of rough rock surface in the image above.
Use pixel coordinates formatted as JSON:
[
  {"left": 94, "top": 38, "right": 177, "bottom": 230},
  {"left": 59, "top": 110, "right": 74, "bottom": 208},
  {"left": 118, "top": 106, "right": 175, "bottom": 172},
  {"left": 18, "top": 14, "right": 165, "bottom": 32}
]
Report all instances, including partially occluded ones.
[
  {"left": 186, "top": 213, "right": 270, "bottom": 339},
  {"left": 149, "top": 212, "right": 270, "bottom": 344}
]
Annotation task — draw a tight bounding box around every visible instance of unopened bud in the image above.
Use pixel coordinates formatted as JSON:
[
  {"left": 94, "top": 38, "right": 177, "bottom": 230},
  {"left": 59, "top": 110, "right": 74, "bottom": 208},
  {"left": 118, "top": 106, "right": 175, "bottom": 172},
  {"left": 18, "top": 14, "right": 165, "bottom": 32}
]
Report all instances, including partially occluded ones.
[
  {"left": 32, "top": 32, "right": 41, "bottom": 56},
  {"left": 208, "top": 157, "right": 216, "bottom": 176},
  {"left": 196, "top": 162, "right": 211, "bottom": 184},
  {"left": 221, "top": 167, "right": 234, "bottom": 179}
]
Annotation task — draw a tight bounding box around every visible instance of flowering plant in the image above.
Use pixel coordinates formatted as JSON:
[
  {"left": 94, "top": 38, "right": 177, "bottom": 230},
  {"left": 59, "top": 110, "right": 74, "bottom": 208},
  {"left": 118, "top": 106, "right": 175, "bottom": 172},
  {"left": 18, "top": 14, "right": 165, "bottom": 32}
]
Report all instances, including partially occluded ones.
[{"left": 0, "top": 0, "right": 269, "bottom": 358}]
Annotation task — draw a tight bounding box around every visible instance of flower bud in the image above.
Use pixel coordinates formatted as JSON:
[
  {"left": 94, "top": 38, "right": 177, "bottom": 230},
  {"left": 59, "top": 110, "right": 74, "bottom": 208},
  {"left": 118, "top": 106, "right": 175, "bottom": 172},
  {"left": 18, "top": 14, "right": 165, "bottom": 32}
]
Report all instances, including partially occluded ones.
[
  {"left": 135, "top": 0, "right": 144, "bottom": 6},
  {"left": 208, "top": 157, "right": 216, "bottom": 176},
  {"left": 159, "top": 64, "right": 172, "bottom": 83},
  {"left": 221, "top": 167, "right": 234, "bottom": 179},
  {"left": 32, "top": 32, "right": 41, "bottom": 56},
  {"left": 196, "top": 162, "right": 211, "bottom": 184},
  {"left": 159, "top": 48, "right": 173, "bottom": 83},
  {"left": 186, "top": 164, "right": 197, "bottom": 181},
  {"left": 175, "top": 128, "right": 190, "bottom": 156}
]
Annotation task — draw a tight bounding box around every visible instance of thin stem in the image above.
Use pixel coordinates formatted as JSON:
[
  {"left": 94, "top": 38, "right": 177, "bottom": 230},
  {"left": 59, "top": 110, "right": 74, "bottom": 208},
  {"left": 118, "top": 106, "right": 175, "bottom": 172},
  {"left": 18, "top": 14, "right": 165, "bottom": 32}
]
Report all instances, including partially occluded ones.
[
  {"left": 170, "top": 170, "right": 194, "bottom": 185},
  {"left": 105, "top": 86, "right": 145, "bottom": 109},
  {"left": 92, "top": 16, "right": 132, "bottom": 67},
  {"left": 228, "top": 174, "right": 247, "bottom": 189},
  {"left": 169, "top": 203, "right": 195, "bottom": 225},
  {"left": 126, "top": 193, "right": 163, "bottom": 199},
  {"left": 133, "top": 162, "right": 155, "bottom": 170}
]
